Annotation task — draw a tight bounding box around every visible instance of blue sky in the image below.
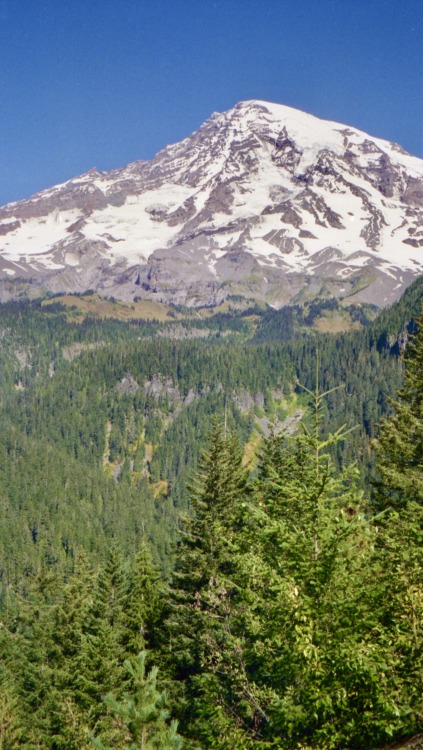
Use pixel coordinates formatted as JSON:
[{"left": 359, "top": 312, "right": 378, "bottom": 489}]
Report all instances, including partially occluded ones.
[{"left": 1, "top": 0, "right": 422, "bottom": 205}]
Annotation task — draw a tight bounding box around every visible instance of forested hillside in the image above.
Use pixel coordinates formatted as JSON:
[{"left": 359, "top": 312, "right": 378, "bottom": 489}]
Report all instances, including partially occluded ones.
[
  {"left": 0, "top": 280, "right": 422, "bottom": 589},
  {"left": 0, "top": 280, "right": 422, "bottom": 748}
]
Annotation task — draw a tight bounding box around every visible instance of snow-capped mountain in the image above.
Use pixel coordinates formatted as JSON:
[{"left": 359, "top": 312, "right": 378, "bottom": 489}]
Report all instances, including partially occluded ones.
[{"left": 1, "top": 100, "right": 423, "bottom": 307}]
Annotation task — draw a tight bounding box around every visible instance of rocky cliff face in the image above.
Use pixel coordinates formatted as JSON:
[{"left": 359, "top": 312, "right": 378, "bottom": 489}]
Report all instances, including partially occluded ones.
[{"left": 1, "top": 100, "right": 423, "bottom": 307}]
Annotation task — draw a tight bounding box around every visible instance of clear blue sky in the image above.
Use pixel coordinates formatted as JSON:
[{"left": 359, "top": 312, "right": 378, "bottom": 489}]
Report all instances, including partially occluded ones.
[{"left": 1, "top": 0, "right": 422, "bottom": 205}]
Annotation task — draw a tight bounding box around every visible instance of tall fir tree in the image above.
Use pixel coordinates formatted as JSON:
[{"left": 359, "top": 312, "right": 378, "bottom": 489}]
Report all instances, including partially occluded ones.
[
  {"left": 165, "top": 422, "right": 253, "bottom": 748},
  {"left": 3, "top": 564, "right": 61, "bottom": 748},
  {"left": 371, "top": 311, "right": 423, "bottom": 740},
  {"left": 47, "top": 550, "right": 95, "bottom": 750},
  {"left": 76, "top": 546, "right": 129, "bottom": 745},
  {"left": 239, "top": 379, "right": 416, "bottom": 748},
  {"left": 123, "top": 539, "right": 165, "bottom": 656},
  {"left": 373, "top": 310, "right": 423, "bottom": 509}
]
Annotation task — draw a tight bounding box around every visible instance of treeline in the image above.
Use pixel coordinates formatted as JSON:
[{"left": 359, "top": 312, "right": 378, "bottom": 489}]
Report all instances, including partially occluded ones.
[{"left": 0, "top": 313, "right": 422, "bottom": 747}]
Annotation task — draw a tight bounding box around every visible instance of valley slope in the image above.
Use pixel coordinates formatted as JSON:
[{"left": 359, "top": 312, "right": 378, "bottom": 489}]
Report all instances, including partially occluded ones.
[{"left": 0, "top": 277, "right": 422, "bottom": 592}]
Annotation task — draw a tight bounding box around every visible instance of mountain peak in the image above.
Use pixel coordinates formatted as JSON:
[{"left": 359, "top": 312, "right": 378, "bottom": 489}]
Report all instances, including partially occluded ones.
[{"left": 0, "top": 102, "right": 422, "bottom": 308}]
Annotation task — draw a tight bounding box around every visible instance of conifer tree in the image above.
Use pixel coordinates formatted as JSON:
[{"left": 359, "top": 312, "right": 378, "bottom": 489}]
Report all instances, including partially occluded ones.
[
  {"left": 91, "top": 652, "right": 183, "bottom": 750},
  {"left": 4, "top": 564, "right": 61, "bottom": 748},
  {"left": 373, "top": 311, "right": 423, "bottom": 509},
  {"left": 77, "top": 546, "right": 129, "bottom": 744},
  {"left": 371, "top": 311, "right": 423, "bottom": 739},
  {"left": 47, "top": 550, "right": 95, "bottom": 750},
  {"left": 168, "top": 422, "right": 248, "bottom": 666},
  {"left": 124, "top": 540, "right": 164, "bottom": 657},
  {"left": 166, "top": 422, "right": 251, "bottom": 747},
  {"left": 242, "top": 380, "right": 409, "bottom": 748},
  {"left": 0, "top": 676, "right": 22, "bottom": 749}
]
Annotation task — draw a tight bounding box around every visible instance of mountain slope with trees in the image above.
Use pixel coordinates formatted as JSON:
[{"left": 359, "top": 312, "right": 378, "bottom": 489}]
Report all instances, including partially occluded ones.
[
  {"left": 0, "top": 307, "right": 421, "bottom": 747},
  {"left": 0, "top": 277, "right": 422, "bottom": 596}
]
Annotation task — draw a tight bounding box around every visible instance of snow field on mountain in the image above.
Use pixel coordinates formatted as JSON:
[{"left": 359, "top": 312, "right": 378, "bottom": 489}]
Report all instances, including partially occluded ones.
[{"left": 1, "top": 210, "right": 81, "bottom": 266}]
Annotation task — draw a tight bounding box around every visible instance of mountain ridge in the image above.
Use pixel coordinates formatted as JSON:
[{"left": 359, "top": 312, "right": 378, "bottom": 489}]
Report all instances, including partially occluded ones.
[{"left": 1, "top": 100, "right": 423, "bottom": 307}]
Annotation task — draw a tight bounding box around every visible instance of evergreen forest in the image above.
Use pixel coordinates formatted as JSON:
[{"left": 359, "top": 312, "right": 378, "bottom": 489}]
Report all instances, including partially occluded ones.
[{"left": 0, "top": 279, "right": 422, "bottom": 749}]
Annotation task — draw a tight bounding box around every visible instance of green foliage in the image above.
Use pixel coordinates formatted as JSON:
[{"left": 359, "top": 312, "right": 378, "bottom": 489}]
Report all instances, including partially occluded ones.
[
  {"left": 123, "top": 540, "right": 166, "bottom": 655},
  {"left": 243, "top": 385, "right": 402, "bottom": 748},
  {"left": 0, "top": 675, "right": 23, "bottom": 749},
  {"left": 1, "top": 281, "right": 421, "bottom": 592},
  {"left": 166, "top": 423, "right": 252, "bottom": 747},
  {"left": 370, "top": 310, "right": 423, "bottom": 736},
  {"left": 0, "top": 544, "right": 174, "bottom": 749},
  {"left": 164, "top": 359, "right": 423, "bottom": 748},
  {"left": 91, "top": 652, "right": 183, "bottom": 750},
  {"left": 373, "top": 311, "right": 423, "bottom": 509},
  {"left": 0, "top": 284, "right": 422, "bottom": 747}
]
